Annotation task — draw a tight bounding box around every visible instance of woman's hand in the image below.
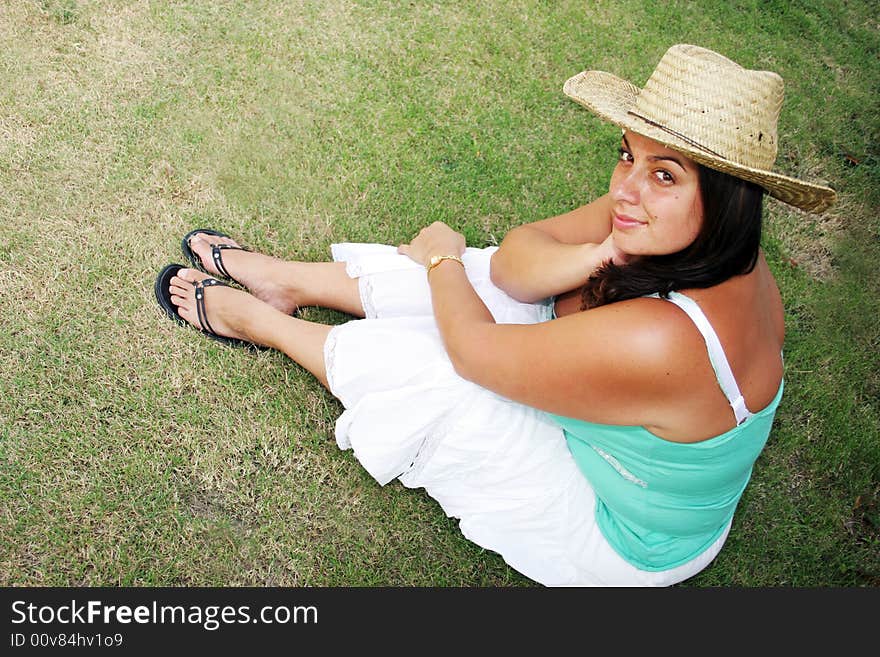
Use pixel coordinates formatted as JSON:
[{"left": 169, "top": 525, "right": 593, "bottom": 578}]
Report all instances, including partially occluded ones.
[
  {"left": 596, "top": 233, "right": 630, "bottom": 267},
  {"left": 397, "top": 221, "right": 466, "bottom": 268}
]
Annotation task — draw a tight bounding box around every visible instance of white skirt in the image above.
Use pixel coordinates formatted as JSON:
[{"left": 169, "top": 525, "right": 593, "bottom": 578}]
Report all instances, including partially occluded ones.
[{"left": 323, "top": 243, "right": 729, "bottom": 586}]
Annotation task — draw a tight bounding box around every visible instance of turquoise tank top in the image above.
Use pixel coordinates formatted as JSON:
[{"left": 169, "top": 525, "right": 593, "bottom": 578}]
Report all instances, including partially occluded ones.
[{"left": 550, "top": 291, "right": 784, "bottom": 572}]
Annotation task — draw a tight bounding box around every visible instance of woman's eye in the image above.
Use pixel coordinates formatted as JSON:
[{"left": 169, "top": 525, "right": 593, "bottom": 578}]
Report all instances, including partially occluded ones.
[
  {"left": 654, "top": 169, "right": 674, "bottom": 184},
  {"left": 617, "top": 148, "right": 633, "bottom": 163}
]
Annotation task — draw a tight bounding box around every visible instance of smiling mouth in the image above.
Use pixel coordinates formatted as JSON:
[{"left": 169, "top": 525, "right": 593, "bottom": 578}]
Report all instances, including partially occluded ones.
[{"left": 613, "top": 212, "right": 647, "bottom": 229}]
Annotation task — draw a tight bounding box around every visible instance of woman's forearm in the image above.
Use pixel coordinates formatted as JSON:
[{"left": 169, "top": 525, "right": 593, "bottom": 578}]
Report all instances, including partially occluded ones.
[
  {"left": 490, "top": 226, "right": 613, "bottom": 303},
  {"left": 427, "top": 260, "right": 495, "bottom": 379},
  {"left": 398, "top": 220, "right": 586, "bottom": 380}
]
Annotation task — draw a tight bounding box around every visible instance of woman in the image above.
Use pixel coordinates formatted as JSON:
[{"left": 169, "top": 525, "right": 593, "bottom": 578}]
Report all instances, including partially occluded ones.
[{"left": 155, "top": 45, "right": 836, "bottom": 585}]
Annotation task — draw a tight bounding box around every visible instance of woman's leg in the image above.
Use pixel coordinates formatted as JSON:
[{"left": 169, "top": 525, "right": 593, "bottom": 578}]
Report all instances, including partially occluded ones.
[
  {"left": 186, "top": 233, "right": 364, "bottom": 317},
  {"left": 168, "top": 268, "right": 333, "bottom": 387}
]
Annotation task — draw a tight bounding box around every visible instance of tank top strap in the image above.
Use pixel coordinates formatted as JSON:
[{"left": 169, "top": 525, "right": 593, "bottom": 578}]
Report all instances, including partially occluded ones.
[{"left": 652, "top": 291, "right": 753, "bottom": 425}]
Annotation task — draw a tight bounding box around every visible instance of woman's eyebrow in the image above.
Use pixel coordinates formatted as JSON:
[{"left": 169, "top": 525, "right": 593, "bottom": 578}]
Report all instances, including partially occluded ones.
[
  {"left": 649, "top": 153, "right": 687, "bottom": 171},
  {"left": 622, "top": 135, "right": 688, "bottom": 172}
]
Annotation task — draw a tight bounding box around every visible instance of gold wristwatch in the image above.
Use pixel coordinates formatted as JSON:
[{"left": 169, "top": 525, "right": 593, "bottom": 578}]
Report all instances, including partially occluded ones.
[{"left": 426, "top": 254, "right": 465, "bottom": 274}]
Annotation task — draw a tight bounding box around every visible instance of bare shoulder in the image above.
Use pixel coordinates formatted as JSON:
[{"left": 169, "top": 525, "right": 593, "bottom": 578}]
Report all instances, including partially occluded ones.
[
  {"left": 581, "top": 296, "right": 713, "bottom": 383},
  {"left": 543, "top": 289, "right": 777, "bottom": 437},
  {"left": 755, "top": 249, "right": 786, "bottom": 344},
  {"left": 527, "top": 296, "right": 709, "bottom": 425}
]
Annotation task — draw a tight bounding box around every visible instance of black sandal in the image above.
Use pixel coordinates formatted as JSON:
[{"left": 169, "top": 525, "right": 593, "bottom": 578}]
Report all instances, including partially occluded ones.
[
  {"left": 154, "top": 263, "right": 261, "bottom": 350},
  {"left": 181, "top": 228, "right": 248, "bottom": 285}
]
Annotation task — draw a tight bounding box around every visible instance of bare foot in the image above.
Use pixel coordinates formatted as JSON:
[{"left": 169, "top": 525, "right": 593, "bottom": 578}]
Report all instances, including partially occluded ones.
[
  {"left": 168, "top": 268, "right": 275, "bottom": 345},
  {"left": 186, "top": 232, "right": 301, "bottom": 315}
]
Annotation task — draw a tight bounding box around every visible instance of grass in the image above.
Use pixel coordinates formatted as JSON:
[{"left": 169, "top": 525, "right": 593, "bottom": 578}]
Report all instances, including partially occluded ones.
[{"left": 0, "top": 0, "right": 877, "bottom": 586}]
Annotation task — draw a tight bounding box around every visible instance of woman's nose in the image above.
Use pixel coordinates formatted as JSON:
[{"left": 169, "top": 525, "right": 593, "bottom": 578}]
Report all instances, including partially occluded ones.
[{"left": 611, "top": 168, "right": 640, "bottom": 205}]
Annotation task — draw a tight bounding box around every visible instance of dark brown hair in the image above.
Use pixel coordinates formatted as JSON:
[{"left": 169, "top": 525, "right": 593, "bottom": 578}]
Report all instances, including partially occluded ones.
[{"left": 580, "top": 165, "right": 765, "bottom": 309}]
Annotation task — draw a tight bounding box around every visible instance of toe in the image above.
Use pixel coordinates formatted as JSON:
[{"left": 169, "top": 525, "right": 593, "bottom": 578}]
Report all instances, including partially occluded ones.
[
  {"left": 188, "top": 236, "right": 216, "bottom": 271},
  {"left": 188, "top": 234, "right": 241, "bottom": 275},
  {"left": 189, "top": 235, "right": 209, "bottom": 257},
  {"left": 175, "top": 303, "right": 197, "bottom": 327},
  {"left": 176, "top": 268, "right": 203, "bottom": 283},
  {"left": 216, "top": 235, "right": 240, "bottom": 248},
  {"left": 191, "top": 232, "right": 240, "bottom": 249},
  {"left": 171, "top": 269, "right": 200, "bottom": 296},
  {"left": 169, "top": 279, "right": 189, "bottom": 298}
]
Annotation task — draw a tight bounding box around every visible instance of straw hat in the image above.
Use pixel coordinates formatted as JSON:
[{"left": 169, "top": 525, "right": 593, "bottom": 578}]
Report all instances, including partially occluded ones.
[{"left": 563, "top": 44, "right": 836, "bottom": 213}]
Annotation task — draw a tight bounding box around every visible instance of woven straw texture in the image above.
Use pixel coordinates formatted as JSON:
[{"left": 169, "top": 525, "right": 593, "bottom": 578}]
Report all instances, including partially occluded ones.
[{"left": 563, "top": 44, "right": 836, "bottom": 213}]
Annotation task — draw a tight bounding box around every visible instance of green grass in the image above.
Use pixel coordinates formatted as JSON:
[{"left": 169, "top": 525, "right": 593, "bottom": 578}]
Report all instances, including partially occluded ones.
[{"left": 1, "top": 0, "right": 877, "bottom": 586}]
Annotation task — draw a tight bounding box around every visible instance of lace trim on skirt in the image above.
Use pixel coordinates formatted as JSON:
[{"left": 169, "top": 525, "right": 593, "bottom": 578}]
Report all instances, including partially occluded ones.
[
  {"left": 358, "top": 276, "right": 378, "bottom": 319},
  {"left": 323, "top": 324, "right": 343, "bottom": 398}
]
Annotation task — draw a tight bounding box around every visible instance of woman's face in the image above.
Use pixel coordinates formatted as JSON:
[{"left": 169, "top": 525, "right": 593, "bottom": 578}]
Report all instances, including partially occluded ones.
[{"left": 608, "top": 131, "right": 704, "bottom": 256}]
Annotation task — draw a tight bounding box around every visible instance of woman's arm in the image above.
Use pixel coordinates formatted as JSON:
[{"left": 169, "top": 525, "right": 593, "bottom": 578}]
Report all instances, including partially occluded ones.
[
  {"left": 397, "top": 222, "right": 681, "bottom": 427},
  {"left": 489, "top": 193, "right": 618, "bottom": 302},
  {"left": 397, "top": 222, "right": 496, "bottom": 340}
]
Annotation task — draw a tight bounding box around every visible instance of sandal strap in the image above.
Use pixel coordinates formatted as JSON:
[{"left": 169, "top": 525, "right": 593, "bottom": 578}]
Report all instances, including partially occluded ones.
[
  {"left": 210, "top": 243, "right": 245, "bottom": 282},
  {"left": 193, "top": 278, "right": 226, "bottom": 337}
]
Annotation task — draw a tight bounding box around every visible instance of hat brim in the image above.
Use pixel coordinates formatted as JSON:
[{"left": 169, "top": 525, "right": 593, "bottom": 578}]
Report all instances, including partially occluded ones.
[{"left": 563, "top": 70, "right": 837, "bottom": 213}]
